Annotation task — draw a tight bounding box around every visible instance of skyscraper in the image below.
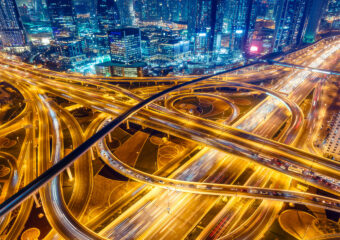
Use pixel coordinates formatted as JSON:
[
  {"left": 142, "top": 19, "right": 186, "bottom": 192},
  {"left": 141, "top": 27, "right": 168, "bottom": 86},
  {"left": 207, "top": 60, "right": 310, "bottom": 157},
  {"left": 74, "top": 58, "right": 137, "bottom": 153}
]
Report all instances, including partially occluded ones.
[
  {"left": 140, "top": 0, "right": 159, "bottom": 20},
  {"left": 137, "top": 0, "right": 188, "bottom": 22},
  {"left": 188, "top": 0, "right": 218, "bottom": 54},
  {"left": 117, "top": 0, "right": 135, "bottom": 26},
  {"left": 46, "top": 0, "right": 77, "bottom": 40},
  {"left": 0, "top": 0, "right": 27, "bottom": 47},
  {"left": 327, "top": 0, "right": 340, "bottom": 17},
  {"left": 216, "top": 0, "right": 256, "bottom": 56},
  {"left": 178, "top": 0, "right": 190, "bottom": 22},
  {"left": 97, "top": 0, "right": 121, "bottom": 33},
  {"left": 34, "top": 0, "right": 43, "bottom": 13},
  {"left": 321, "top": 0, "right": 340, "bottom": 31},
  {"left": 108, "top": 28, "right": 142, "bottom": 64},
  {"left": 272, "top": 0, "right": 306, "bottom": 52},
  {"left": 302, "top": 0, "right": 328, "bottom": 43}
]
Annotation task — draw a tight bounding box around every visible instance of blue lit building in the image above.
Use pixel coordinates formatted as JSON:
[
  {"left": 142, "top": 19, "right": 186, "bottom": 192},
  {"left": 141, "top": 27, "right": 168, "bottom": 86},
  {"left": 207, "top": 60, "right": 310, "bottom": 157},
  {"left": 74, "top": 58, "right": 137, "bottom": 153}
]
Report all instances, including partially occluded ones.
[
  {"left": 187, "top": 0, "right": 256, "bottom": 58},
  {"left": 97, "top": 0, "right": 121, "bottom": 33},
  {"left": 45, "top": 0, "right": 77, "bottom": 40},
  {"left": 108, "top": 28, "right": 142, "bottom": 64},
  {"left": 220, "top": 0, "right": 257, "bottom": 57},
  {"left": 327, "top": 0, "right": 340, "bottom": 17},
  {"left": 272, "top": 0, "right": 306, "bottom": 52},
  {"left": 159, "top": 40, "right": 190, "bottom": 60},
  {"left": 175, "top": 0, "right": 189, "bottom": 22},
  {"left": 138, "top": 0, "right": 188, "bottom": 22},
  {"left": 140, "top": 0, "right": 160, "bottom": 20},
  {"left": 117, "top": 0, "right": 135, "bottom": 26},
  {"left": 0, "top": 0, "right": 27, "bottom": 48},
  {"left": 34, "top": 0, "right": 43, "bottom": 13},
  {"left": 188, "top": 0, "right": 217, "bottom": 54},
  {"left": 302, "top": 0, "right": 328, "bottom": 43},
  {"left": 320, "top": 0, "right": 340, "bottom": 31},
  {"left": 141, "top": 38, "right": 158, "bottom": 58}
]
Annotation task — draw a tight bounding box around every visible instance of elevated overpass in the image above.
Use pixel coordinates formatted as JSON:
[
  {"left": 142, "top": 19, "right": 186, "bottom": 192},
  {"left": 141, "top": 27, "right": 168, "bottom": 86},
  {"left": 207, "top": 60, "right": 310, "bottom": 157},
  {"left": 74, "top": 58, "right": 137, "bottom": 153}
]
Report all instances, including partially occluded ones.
[
  {"left": 0, "top": 36, "right": 339, "bottom": 229},
  {"left": 267, "top": 60, "right": 340, "bottom": 76}
]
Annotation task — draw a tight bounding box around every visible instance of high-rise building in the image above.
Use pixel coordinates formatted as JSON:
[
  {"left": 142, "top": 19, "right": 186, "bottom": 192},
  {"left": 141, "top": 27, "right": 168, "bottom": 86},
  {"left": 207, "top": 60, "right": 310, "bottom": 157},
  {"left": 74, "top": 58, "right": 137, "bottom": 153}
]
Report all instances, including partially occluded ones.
[
  {"left": 0, "top": 0, "right": 27, "bottom": 47},
  {"left": 217, "top": 0, "right": 256, "bottom": 56},
  {"left": 320, "top": 0, "right": 340, "bottom": 31},
  {"left": 140, "top": 0, "right": 159, "bottom": 20},
  {"left": 327, "top": 0, "right": 340, "bottom": 17},
  {"left": 108, "top": 28, "right": 142, "bottom": 64},
  {"left": 34, "top": 0, "right": 43, "bottom": 13},
  {"left": 97, "top": 0, "right": 121, "bottom": 33},
  {"left": 117, "top": 0, "right": 135, "bottom": 26},
  {"left": 138, "top": 0, "right": 188, "bottom": 22},
  {"left": 95, "top": 0, "right": 122, "bottom": 55},
  {"left": 46, "top": 0, "right": 77, "bottom": 40},
  {"left": 178, "top": 0, "right": 190, "bottom": 22},
  {"left": 302, "top": 0, "right": 328, "bottom": 43},
  {"left": 256, "top": 0, "right": 276, "bottom": 20},
  {"left": 272, "top": 0, "right": 306, "bottom": 52},
  {"left": 160, "top": 40, "right": 190, "bottom": 60},
  {"left": 188, "top": 0, "right": 218, "bottom": 54},
  {"left": 141, "top": 38, "right": 158, "bottom": 57},
  {"left": 72, "top": 0, "right": 97, "bottom": 16}
]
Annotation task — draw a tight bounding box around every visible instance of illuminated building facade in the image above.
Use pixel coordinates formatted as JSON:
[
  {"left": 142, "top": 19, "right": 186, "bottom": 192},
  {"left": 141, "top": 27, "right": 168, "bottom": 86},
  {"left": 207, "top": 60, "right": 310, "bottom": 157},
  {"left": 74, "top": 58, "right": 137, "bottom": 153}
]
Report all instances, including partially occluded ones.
[
  {"left": 137, "top": 0, "right": 189, "bottom": 22},
  {"left": 97, "top": 0, "right": 121, "bottom": 33},
  {"left": 108, "top": 28, "right": 142, "bottom": 64},
  {"left": 141, "top": 38, "right": 158, "bottom": 57},
  {"left": 272, "top": 0, "right": 306, "bottom": 52},
  {"left": 187, "top": 0, "right": 217, "bottom": 54},
  {"left": 46, "top": 0, "right": 77, "bottom": 40},
  {"left": 302, "top": 0, "right": 328, "bottom": 43},
  {"left": 327, "top": 0, "right": 340, "bottom": 17},
  {"left": 34, "top": 0, "right": 43, "bottom": 14},
  {"left": 188, "top": 0, "right": 255, "bottom": 57},
  {"left": 221, "top": 0, "right": 256, "bottom": 56},
  {"left": 159, "top": 40, "right": 190, "bottom": 60},
  {"left": 117, "top": 0, "right": 135, "bottom": 26},
  {"left": 0, "top": 0, "right": 27, "bottom": 47}
]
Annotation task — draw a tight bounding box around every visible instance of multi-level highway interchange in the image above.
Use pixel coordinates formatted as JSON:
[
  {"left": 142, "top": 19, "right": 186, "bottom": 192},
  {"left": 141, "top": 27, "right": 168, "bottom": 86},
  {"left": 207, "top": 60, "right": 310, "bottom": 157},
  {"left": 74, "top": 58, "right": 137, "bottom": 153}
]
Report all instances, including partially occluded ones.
[{"left": 0, "top": 36, "right": 339, "bottom": 239}]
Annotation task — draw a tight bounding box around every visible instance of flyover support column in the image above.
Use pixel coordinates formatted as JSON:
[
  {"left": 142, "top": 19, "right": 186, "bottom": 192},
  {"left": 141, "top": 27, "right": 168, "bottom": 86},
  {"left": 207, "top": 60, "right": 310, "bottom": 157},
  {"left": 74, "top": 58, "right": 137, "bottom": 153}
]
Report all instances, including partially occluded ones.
[
  {"left": 66, "top": 167, "right": 73, "bottom": 181},
  {"left": 33, "top": 194, "right": 41, "bottom": 208},
  {"left": 90, "top": 147, "right": 95, "bottom": 160},
  {"left": 108, "top": 132, "right": 112, "bottom": 143}
]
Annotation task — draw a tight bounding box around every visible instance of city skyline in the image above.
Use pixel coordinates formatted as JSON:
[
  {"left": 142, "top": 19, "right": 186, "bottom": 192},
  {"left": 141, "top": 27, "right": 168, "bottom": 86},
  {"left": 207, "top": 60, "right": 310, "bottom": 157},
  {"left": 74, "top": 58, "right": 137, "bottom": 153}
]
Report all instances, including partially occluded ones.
[{"left": 0, "top": 0, "right": 339, "bottom": 239}]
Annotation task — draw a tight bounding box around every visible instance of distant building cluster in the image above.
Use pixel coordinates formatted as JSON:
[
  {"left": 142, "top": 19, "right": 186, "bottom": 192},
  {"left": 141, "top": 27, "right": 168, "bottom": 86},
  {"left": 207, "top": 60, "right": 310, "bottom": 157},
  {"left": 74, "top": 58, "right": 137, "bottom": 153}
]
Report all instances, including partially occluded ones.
[
  {"left": 0, "top": 0, "right": 338, "bottom": 75},
  {"left": 0, "top": 0, "right": 28, "bottom": 51}
]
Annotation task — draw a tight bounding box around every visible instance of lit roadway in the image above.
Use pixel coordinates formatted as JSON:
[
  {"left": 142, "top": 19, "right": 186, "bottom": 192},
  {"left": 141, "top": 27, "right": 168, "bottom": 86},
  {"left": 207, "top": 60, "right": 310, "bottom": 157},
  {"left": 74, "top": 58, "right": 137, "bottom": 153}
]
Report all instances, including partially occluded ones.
[
  {"left": 2, "top": 61, "right": 340, "bottom": 193},
  {"left": 267, "top": 60, "right": 340, "bottom": 75},
  {"left": 0, "top": 35, "right": 338, "bottom": 239}
]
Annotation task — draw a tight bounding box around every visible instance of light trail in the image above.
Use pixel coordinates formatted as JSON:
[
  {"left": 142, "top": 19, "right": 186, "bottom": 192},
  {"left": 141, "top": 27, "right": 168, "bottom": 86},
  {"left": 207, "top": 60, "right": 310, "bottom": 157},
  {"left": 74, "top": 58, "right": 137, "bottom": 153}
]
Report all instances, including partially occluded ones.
[{"left": 0, "top": 34, "right": 338, "bottom": 239}]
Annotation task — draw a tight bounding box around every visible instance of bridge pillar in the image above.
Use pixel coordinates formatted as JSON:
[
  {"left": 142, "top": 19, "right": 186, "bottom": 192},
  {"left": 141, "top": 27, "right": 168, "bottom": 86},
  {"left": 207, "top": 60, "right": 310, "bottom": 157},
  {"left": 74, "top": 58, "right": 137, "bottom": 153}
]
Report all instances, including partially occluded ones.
[
  {"left": 108, "top": 132, "right": 112, "bottom": 142},
  {"left": 33, "top": 194, "right": 41, "bottom": 208},
  {"left": 66, "top": 167, "right": 73, "bottom": 181},
  {"left": 90, "top": 147, "right": 95, "bottom": 160}
]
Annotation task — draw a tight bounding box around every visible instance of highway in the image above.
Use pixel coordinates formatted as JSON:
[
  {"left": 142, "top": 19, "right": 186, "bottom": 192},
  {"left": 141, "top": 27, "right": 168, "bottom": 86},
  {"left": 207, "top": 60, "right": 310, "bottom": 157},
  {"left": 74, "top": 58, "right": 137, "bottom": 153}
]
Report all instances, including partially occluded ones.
[
  {"left": 95, "top": 40, "right": 339, "bottom": 238},
  {"left": 1, "top": 66, "right": 340, "bottom": 194},
  {"left": 268, "top": 60, "right": 340, "bottom": 75},
  {"left": 0, "top": 35, "right": 338, "bottom": 239},
  {"left": 93, "top": 37, "right": 340, "bottom": 239}
]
